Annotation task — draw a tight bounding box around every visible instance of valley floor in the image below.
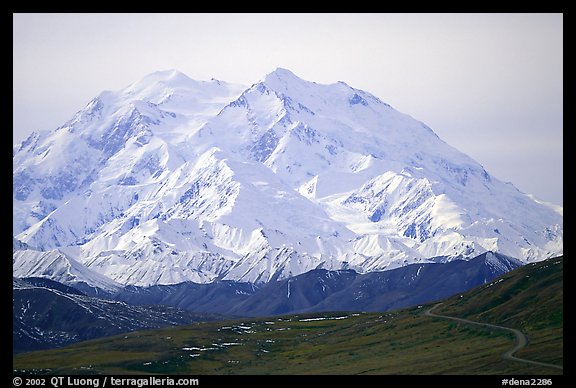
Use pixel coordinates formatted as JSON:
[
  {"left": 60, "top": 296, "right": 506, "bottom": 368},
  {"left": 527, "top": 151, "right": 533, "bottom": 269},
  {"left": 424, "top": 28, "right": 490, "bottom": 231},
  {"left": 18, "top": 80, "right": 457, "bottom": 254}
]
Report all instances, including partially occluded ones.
[{"left": 13, "top": 307, "right": 562, "bottom": 375}]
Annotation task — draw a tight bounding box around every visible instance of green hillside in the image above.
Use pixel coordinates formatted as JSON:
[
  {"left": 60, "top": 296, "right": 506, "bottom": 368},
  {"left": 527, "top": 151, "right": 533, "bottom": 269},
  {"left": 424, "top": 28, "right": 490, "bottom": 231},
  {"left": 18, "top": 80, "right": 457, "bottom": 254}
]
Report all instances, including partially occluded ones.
[
  {"left": 435, "top": 256, "right": 563, "bottom": 367},
  {"left": 13, "top": 257, "right": 563, "bottom": 375}
]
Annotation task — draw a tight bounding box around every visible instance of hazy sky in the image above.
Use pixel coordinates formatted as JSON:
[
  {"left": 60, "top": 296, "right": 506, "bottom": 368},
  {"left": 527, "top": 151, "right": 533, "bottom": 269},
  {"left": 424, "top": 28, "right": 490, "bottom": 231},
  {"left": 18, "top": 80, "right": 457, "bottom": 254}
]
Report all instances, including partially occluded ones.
[{"left": 13, "top": 13, "right": 563, "bottom": 205}]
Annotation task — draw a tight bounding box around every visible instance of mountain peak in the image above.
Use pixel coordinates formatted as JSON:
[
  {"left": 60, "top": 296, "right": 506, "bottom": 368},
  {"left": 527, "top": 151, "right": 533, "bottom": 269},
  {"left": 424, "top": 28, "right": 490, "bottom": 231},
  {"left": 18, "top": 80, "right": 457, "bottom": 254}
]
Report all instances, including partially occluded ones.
[
  {"left": 262, "top": 68, "right": 310, "bottom": 93},
  {"left": 265, "top": 67, "right": 300, "bottom": 80},
  {"left": 145, "top": 69, "right": 192, "bottom": 82},
  {"left": 117, "top": 70, "right": 246, "bottom": 109},
  {"left": 261, "top": 68, "right": 361, "bottom": 104},
  {"left": 126, "top": 69, "right": 197, "bottom": 92}
]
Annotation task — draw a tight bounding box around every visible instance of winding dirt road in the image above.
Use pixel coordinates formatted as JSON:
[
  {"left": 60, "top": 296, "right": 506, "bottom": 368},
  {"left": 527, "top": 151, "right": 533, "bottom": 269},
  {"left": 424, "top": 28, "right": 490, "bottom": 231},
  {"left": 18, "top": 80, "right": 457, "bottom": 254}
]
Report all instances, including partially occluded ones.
[{"left": 425, "top": 303, "right": 563, "bottom": 371}]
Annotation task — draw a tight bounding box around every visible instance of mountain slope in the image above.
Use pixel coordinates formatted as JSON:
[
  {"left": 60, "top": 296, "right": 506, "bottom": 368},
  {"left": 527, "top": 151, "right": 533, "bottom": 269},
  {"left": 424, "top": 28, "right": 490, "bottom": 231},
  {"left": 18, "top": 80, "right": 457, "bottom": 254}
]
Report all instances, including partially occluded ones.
[
  {"left": 13, "top": 68, "right": 563, "bottom": 287},
  {"left": 112, "top": 251, "right": 519, "bottom": 316},
  {"left": 13, "top": 277, "right": 222, "bottom": 354},
  {"left": 434, "top": 256, "right": 563, "bottom": 366},
  {"left": 232, "top": 251, "right": 522, "bottom": 316},
  {"left": 13, "top": 256, "right": 563, "bottom": 375}
]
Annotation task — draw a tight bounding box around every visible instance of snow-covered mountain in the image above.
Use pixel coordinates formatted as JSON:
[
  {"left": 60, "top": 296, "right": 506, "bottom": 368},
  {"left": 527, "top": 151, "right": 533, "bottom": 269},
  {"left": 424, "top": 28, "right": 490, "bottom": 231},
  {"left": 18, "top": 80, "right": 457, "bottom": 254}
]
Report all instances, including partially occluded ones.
[{"left": 13, "top": 68, "right": 563, "bottom": 287}]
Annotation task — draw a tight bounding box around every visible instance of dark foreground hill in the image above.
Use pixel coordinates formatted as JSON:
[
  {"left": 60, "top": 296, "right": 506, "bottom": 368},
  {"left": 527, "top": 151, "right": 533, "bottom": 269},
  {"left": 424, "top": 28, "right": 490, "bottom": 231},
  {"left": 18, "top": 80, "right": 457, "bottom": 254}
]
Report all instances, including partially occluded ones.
[
  {"left": 13, "top": 278, "right": 223, "bottom": 354},
  {"left": 13, "top": 257, "right": 562, "bottom": 375}
]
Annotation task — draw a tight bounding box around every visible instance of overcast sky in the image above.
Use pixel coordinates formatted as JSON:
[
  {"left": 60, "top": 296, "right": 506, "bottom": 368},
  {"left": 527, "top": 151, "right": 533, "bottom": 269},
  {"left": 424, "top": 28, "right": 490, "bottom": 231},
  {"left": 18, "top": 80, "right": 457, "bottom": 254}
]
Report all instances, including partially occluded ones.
[{"left": 13, "top": 13, "right": 563, "bottom": 205}]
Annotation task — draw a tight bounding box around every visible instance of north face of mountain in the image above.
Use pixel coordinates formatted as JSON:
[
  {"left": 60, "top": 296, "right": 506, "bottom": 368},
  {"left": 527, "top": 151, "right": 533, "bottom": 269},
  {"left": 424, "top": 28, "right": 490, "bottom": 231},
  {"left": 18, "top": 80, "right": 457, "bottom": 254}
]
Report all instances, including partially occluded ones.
[{"left": 13, "top": 69, "right": 562, "bottom": 286}]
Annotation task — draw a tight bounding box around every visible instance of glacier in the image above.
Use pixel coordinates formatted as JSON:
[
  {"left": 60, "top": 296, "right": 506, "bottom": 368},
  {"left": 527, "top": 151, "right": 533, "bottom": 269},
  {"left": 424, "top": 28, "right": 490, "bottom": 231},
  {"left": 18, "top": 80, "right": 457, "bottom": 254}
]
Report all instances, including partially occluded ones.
[{"left": 13, "top": 68, "right": 563, "bottom": 287}]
